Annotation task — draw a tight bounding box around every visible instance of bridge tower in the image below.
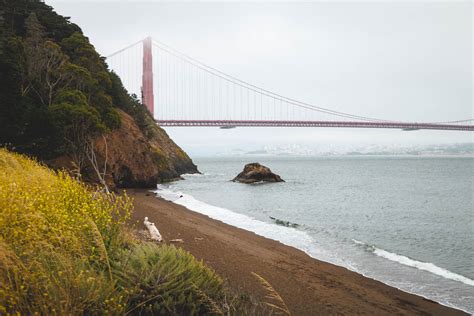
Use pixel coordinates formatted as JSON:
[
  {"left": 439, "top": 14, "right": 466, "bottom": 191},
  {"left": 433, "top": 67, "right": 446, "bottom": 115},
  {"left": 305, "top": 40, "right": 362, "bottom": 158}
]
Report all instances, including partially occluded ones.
[{"left": 142, "top": 37, "right": 154, "bottom": 116}]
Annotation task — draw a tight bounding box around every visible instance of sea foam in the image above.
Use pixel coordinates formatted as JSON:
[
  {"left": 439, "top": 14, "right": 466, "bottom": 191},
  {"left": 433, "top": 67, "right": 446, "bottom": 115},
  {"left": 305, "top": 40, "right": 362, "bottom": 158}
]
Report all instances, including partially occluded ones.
[
  {"left": 155, "top": 185, "right": 337, "bottom": 262},
  {"left": 352, "top": 239, "right": 474, "bottom": 287}
]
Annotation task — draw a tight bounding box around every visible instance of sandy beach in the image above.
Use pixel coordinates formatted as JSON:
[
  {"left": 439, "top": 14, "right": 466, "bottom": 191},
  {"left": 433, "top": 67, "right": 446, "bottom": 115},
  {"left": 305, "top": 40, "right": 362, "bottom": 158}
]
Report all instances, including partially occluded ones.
[{"left": 128, "top": 189, "right": 467, "bottom": 315}]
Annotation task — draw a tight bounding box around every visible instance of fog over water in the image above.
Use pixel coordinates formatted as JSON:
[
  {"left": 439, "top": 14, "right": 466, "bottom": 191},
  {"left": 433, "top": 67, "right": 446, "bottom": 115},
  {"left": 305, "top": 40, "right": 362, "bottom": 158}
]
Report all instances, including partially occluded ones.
[{"left": 47, "top": 0, "right": 473, "bottom": 155}]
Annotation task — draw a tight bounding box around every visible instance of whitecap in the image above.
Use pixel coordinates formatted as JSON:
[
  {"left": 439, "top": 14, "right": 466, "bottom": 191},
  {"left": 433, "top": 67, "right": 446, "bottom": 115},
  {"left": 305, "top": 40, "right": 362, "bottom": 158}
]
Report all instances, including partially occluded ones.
[{"left": 351, "top": 239, "right": 474, "bottom": 287}]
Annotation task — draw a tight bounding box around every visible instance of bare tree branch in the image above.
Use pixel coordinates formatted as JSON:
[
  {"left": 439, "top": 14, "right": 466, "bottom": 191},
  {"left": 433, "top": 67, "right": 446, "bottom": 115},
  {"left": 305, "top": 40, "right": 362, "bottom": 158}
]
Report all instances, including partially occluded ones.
[{"left": 85, "top": 137, "right": 110, "bottom": 193}]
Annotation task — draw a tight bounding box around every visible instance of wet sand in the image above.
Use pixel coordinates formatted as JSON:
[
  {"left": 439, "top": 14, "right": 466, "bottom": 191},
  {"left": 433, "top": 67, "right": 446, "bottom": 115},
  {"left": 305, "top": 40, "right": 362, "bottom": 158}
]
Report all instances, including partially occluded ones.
[{"left": 128, "top": 189, "right": 467, "bottom": 315}]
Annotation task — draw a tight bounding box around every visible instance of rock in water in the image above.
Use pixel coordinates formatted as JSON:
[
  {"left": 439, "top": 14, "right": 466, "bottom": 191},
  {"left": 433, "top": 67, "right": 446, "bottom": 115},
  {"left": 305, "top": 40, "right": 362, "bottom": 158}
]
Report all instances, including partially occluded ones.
[{"left": 233, "top": 163, "right": 284, "bottom": 183}]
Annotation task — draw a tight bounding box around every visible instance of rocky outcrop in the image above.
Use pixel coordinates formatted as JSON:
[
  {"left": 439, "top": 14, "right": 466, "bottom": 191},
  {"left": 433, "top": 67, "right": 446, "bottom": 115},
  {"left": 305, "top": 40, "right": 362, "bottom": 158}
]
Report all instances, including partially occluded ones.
[
  {"left": 50, "top": 109, "right": 198, "bottom": 189},
  {"left": 232, "top": 163, "right": 284, "bottom": 184}
]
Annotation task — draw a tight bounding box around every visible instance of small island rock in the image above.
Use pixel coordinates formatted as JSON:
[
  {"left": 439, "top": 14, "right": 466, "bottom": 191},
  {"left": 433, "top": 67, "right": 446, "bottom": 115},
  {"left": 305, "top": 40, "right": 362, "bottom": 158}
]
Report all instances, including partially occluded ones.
[{"left": 232, "top": 163, "right": 284, "bottom": 183}]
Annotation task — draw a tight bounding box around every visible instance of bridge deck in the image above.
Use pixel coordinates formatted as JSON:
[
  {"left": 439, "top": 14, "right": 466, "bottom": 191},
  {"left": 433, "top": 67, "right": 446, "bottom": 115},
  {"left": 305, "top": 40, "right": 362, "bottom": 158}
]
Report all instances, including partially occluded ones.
[{"left": 155, "top": 120, "right": 473, "bottom": 131}]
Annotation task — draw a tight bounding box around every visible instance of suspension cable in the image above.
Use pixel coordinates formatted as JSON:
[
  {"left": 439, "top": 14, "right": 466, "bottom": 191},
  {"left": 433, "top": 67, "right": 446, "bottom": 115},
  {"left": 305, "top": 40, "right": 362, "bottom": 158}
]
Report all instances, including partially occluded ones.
[
  {"left": 106, "top": 39, "right": 143, "bottom": 58},
  {"left": 151, "top": 38, "right": 396, "bottom": 122},
  {"left": 151, "top": 40, "right": 391, "bottom": 122}
]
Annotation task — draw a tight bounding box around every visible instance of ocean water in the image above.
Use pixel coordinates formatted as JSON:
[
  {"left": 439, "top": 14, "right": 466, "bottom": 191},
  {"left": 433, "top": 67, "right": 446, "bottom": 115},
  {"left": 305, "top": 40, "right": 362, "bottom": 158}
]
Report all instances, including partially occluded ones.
[{"left": 155, "top": 156, "right": 474, "bottom": 313}]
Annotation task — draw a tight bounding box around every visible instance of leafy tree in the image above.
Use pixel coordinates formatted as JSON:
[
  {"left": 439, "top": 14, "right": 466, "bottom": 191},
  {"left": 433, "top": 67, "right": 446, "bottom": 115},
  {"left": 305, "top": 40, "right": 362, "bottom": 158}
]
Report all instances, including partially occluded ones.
[
  {"left": 49, "top": 89, "right": 105, "bottom": 173},
  {"left": 0, "top": 0, "right": 153, "bottom": 176},
  {"left": 22, "top": 13, "right": 73, "bottom": 106}
]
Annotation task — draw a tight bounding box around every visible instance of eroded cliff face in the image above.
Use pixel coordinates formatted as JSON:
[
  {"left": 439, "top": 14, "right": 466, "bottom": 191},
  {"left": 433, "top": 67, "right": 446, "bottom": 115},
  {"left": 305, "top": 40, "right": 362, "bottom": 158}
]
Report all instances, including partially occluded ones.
[{"left": 50, "top": 109, "right": 198, "bottom": 189}]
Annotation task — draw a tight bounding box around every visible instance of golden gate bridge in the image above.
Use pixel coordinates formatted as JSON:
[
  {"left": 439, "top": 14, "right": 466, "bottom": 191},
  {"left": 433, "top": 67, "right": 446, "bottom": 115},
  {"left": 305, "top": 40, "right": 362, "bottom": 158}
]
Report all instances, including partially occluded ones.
[{"left": 106, "top": 37, "right": 473, "bottom": 131}]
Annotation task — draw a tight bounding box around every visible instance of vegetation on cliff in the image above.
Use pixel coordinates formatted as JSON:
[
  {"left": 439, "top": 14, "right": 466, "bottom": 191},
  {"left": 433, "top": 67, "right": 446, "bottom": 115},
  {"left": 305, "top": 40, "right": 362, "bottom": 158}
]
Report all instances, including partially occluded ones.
[
  {"left": 0, "top": 149, "right": 226, "bottom": 314},
  {"left": 0, "top": 0, "right": 197, "bottom": 187}
]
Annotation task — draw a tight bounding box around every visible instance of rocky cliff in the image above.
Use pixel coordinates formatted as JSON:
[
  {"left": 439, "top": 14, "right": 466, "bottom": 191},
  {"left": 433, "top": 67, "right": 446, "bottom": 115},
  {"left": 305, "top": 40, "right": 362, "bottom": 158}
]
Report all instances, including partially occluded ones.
[
  {"left": 95, "top": 110, "right": 198, "bottom": 187},
  {"left": 50, "top": 109, "right": 198, "bottom": 189}
]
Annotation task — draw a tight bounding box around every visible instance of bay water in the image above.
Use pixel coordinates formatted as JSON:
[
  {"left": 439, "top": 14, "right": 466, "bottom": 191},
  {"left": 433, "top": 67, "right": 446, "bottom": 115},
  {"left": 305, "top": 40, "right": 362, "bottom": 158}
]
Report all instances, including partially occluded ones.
[{"left": 155, "top": 156, "right": 474, "bottom": 313}]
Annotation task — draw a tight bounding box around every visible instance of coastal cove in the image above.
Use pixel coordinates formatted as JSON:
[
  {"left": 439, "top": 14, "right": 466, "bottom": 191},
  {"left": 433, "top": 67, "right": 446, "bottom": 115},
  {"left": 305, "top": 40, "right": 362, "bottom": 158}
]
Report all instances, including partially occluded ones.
[
  {"left": 129, "top": 189, "right": 467, "bottom": 315},
  {"left": 148, "top": 155, "right": 474, "bottom": 314},
  {"left": 1, "top": 1, "right": 472, "bottom": 314}
]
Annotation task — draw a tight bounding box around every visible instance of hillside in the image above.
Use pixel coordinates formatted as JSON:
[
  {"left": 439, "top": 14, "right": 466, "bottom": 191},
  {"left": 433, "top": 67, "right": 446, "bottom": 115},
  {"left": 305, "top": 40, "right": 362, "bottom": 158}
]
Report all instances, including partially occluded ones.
[
  {"left": 0, "top": 149, "right": 229, "bottom": 314},
  {"left": 0, "top": 0, "right": 197, "bottom": 188}
]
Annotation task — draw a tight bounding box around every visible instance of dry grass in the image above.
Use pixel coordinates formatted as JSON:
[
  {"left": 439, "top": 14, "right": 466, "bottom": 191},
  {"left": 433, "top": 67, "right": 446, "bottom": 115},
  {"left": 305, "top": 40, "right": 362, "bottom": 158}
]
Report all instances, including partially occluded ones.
[{"left": 252, "top": 272, "right": 291, "bottom": 315}]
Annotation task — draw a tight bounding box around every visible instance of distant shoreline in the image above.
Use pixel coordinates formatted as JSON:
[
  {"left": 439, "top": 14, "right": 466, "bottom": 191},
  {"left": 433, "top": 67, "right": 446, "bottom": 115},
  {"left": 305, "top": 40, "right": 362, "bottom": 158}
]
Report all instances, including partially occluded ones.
[
  {"left": 128, "top": 189, "right": 467, "bottom": 315},
  {"left": 204, "top": 153, "right": 474, "bottom": 159}
]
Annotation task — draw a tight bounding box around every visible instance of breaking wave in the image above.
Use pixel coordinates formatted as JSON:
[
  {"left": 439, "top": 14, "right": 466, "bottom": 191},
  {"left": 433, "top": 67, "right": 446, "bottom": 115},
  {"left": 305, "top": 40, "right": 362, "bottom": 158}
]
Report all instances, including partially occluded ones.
[
  {"left": 154, "top": 185, "right": 341, "bottom": 264},
  {"left": 352, "top": 239, "right": 474, "bottom": 287}
]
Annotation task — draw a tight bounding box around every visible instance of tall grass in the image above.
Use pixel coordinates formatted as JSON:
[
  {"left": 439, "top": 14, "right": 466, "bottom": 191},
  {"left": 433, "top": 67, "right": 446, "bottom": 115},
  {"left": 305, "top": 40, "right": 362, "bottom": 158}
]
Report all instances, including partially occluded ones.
[
  {"left": 252, "top": 272, "right": 291, "bottom": 315},
  {"left": 0, "top": 149, "right": 227, "bottom": 315}
]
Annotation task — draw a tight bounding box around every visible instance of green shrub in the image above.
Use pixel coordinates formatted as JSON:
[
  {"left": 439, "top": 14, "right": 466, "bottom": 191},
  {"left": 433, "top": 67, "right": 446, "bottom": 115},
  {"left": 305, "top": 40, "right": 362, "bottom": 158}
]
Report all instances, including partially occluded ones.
[{"left": 116, "top": 243, "right": 225, "bottom": 315}]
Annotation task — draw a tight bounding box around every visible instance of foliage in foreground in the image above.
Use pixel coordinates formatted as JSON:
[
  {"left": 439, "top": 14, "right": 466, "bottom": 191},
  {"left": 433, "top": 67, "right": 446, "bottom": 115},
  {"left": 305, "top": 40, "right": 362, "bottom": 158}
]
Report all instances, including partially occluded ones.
[{"left": 0, "top": 149, "right": 227, "bottom": 315}]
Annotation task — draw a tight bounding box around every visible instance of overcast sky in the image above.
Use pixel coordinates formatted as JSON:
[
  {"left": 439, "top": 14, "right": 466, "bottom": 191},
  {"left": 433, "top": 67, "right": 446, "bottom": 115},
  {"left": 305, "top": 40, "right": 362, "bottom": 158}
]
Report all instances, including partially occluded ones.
[{"left": 46, "top": 0, "right": 472, "bottom": 155}]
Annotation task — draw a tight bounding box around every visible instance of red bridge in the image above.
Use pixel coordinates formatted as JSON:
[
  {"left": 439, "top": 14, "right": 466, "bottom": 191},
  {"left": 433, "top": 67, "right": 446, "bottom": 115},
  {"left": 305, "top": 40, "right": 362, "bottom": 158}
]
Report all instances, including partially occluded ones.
[
  {"left": 107, "top": 37, "right": 473, "bottom": 132},
  {"left": 156, "top": 120, "right": 473, "bottom": 131}
]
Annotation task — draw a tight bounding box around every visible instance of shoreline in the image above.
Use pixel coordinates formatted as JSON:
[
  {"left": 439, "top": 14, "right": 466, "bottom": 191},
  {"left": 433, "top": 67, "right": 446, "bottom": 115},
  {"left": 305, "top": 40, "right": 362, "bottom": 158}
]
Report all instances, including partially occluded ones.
[{"left": 128, "top": 189, "right": 468, "bottom": 315}]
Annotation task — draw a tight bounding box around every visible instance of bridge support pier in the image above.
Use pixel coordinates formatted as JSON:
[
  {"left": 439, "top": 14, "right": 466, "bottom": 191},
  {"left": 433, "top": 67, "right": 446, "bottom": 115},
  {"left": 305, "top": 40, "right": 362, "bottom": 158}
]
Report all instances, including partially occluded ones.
[{"left": 142, "top": 37, "right": 154, "bottom": 116}]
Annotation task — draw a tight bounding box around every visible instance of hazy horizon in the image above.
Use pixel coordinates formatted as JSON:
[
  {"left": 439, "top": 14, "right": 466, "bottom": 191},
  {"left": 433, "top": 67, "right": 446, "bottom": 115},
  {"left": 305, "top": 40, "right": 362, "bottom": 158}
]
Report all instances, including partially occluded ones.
[{"left": 46, "top": 0, "right": 473, "bottom": 155}]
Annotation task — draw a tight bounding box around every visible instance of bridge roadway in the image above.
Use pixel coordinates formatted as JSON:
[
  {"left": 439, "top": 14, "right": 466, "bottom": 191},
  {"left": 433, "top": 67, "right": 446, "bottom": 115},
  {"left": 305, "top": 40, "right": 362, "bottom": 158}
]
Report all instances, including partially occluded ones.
[{"left": 155, "top": 120, "right": 474, "bottom": 131}]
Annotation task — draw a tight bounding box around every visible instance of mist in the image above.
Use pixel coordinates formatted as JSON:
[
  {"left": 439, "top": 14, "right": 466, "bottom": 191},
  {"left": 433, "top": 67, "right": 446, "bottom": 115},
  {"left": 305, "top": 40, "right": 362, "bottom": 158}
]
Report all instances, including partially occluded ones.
[{"left": 46, "top": 0, "right": 473, "bottom": 155}]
